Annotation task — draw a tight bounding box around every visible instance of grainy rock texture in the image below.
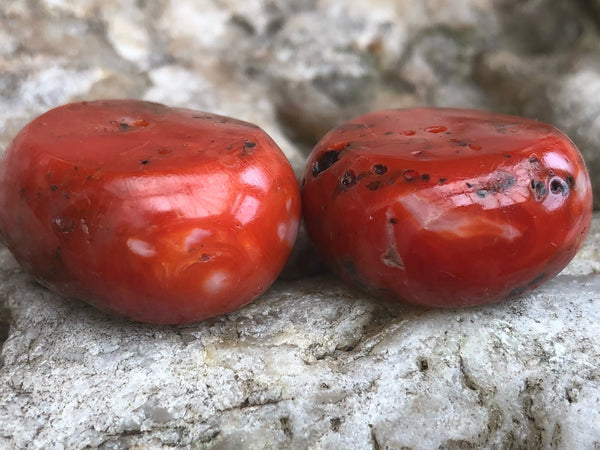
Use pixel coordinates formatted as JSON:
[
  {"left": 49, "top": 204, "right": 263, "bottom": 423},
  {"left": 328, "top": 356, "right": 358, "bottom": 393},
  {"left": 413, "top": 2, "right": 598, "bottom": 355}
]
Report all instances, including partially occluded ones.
[
  {"left": 1, "top": 0, "right": 600, "bottom": 448},
  {"left": 0, "top": 217, "right": 599, "bottom": 449}
]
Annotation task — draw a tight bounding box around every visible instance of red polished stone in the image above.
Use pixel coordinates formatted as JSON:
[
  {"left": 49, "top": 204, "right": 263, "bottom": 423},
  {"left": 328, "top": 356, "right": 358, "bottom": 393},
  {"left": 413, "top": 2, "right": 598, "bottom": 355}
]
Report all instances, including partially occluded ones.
[
  {"left": 302, "top": 108, "right": 593, "bottom": 307},
  {"left": 0, "top": 100, "right": 300, "bottom": 323}
]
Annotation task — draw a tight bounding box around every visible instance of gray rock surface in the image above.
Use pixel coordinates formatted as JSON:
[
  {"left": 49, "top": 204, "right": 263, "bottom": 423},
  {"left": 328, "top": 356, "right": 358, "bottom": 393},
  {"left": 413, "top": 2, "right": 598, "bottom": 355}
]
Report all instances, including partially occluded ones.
[
  {"left": 0, "top": 216, "right": 599, "bottom": 449},
  {"left": 1, "top": 0, "right": 600, "bottom": 448}
]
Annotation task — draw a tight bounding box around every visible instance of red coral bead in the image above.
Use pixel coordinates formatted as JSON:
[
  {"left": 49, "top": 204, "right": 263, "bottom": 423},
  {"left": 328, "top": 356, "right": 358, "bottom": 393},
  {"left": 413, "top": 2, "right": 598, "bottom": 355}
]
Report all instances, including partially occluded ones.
[
  {"left": 0, "top": 100, "right": 301, "bottom": 323},
  {"left": 302, "top": 108, "right": 593, "bottom": 307}
]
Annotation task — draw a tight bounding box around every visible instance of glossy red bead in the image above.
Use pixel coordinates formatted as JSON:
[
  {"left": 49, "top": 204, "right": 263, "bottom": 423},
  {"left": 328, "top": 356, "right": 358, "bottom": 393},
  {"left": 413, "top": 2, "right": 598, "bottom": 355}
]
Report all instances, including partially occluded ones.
[
  {"left": 302, "top": 108, "right": 593, "bottom": 307},
  {"left": 0, "top": 100, "right": 300, "bottom": 323}
]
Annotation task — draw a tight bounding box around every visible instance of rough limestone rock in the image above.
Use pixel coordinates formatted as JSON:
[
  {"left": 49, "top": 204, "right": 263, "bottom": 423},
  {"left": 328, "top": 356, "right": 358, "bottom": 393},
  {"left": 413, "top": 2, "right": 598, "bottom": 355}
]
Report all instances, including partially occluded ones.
[
  {"left": 1, "top": 0, "right": 600, "bottom": 448},
  {"left": 0, "top": 216, "right": 599, "bottom": 449}
]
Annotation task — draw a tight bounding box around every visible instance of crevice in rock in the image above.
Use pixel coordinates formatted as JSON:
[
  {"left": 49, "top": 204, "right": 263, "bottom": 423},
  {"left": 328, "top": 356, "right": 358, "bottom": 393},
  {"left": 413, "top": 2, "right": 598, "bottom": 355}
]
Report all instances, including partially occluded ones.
[
  {"left": 279, "top": 416, "right": 293, "bottom": 440},
  {"left": 458, "top": 353, "right": 483, "bottom": 403},
  {"left": 220, "top": 395, "right": 285, "bottom": 413},
  {"left": 456, "top": 346, "right": 504, "bottom": 448},
  {"left": 513, "top": 378, "right": 547, "bottom": 449},
  {"left": 0, "top": 299, "right": 13, "bottom": 368},
  {"left": 369, "top": 424, "right": 381, "bottom": 450}
]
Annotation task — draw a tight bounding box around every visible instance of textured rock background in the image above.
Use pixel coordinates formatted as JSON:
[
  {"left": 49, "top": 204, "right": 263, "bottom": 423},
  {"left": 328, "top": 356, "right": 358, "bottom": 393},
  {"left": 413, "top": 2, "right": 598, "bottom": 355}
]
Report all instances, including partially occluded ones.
[{"left": 1, "top": 0, "right": 600, "bottom": 448}]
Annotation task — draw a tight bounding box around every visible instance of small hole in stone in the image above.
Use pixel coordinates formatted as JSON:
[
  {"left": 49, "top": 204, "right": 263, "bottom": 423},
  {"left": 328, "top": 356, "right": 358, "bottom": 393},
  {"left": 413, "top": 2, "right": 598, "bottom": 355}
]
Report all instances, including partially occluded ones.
[
  {"left": 530, "top": 180, "right": 548, "bottom": 199},
  {"left": 418, "top": 358, "right": 429, "bottom": 371},
  {"left": 312, "top": 151, "right": 339, "bottom": 177},
  {"left": 340, "top": 171, "right": 356, "bottom": 188},
  {"left": 372, "top": 164, "right": 387, "bottom": 175},
  {"left": 550, "top": 177, "right": 569, "bottom": 195}
]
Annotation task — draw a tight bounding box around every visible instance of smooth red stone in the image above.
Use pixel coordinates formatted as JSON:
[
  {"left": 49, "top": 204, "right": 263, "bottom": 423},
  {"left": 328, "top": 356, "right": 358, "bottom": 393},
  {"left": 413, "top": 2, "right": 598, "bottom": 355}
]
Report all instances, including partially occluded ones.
[
  {"left": 302, "top": 108, "right": 593, "bottom": 307},
  {"left": 0, "top": 100, "right": 300, "bottom": 323}
]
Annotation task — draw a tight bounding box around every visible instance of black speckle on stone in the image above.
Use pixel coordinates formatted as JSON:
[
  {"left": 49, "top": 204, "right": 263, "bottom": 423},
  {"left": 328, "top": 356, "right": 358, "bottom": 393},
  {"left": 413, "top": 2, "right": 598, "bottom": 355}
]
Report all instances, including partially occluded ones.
[
  {"left": 529, "top": 155, "right": 539, "bottom": 164},
  {"left": 418, "top": 358, "right": 429, "bottom": 372},
  {"left": 476, "top": 189, "right": 488, "bottom": 198},
  {"left": 566, "top": 174, "right": 575, "bottom": 188},
  {"left": 366, "top": 181, "right": 382, "bottom": 191},
  {"left": 140, "top": 160, "right": 149, "bottom": 165},
  {"left": 389, "top": 217, "right": 397, "bottom": 224},
  {"left": 503, "top": 154, "right": 511, "bottom": 158},
  {"left": 62, "top": 192, "right": 70, "bottom": 200},
  {"left": 372, "top": 164, "right": 387, "bottom": 175},
  {"left": 312, "top": 150, "right": 340, "bottom": 177},
  {"left": 465, "top": 182, "right": 474, "bottom": 189},
  {"left": 499, "top": 174, "right": 516, "bottom": 190},
  {"left": 50, "top": 185, "right": 58, "bottom": 192},
  {"left": 531, "top": 180, "right": 548, "bottom": 200},
  {"left": 384, "top": 131, "right": 394, "bottom": 135},
  {"left": 340, "top": 171, "right": 357, "bottom": 189},
  {"left": 242, "top": 140, "right": 257, "bottom": 155},
  {"left": 421, "top": 173, "right": 430, "bottom": 182},
  {"left": 439, "top": 178, "right": 447, "bottom": 184}
]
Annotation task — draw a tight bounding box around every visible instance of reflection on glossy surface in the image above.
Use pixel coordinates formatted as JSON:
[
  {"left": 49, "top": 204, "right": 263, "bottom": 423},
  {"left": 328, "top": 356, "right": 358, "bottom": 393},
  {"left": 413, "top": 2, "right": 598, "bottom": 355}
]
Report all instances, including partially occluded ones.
[
  {"left": 0, "top": 100, "right": 301, "bottom": 324},
  {"left": 302, "top": 108, "right": 593, "bottom": 307}
]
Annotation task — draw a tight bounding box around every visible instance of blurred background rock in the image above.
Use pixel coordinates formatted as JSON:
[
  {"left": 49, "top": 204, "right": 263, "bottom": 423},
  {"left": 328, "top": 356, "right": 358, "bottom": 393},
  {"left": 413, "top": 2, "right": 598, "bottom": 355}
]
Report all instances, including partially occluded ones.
[{"left": 1, "top": 0, "right": 599, "bottom": 206}]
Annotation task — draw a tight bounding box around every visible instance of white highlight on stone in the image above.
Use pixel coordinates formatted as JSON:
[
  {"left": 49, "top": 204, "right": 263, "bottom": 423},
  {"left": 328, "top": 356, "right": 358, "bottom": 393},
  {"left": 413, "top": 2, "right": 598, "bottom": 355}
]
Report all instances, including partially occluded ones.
[
  {"left": 278, "top": 217, "right": 299, "bottom": 248},
  {"left": 127, "top": 238, "right": 157, "bottom": 258},
  {"left": 240, "top": 166, "right": 269, "bottom": 192},
  {"left": 106, "top": 173, "right": 231, "bottom": 222},
  {"left": 543, "top": 151, "right": 572, "bottom": 173},
  {"left": 185, "top": 228, "right": 212, "bottom": 252},
  {"left": 204, "top": 271, "right": 228, "bottom": 295},
  {"left": 234, "top": 195, "right": 261, "bottom": 225}
]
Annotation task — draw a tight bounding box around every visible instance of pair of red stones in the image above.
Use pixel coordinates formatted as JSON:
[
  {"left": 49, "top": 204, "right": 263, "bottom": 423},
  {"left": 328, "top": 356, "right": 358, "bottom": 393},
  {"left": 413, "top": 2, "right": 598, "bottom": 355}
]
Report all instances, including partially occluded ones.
[{"left": 0, "top": 101, "right": 592, "bottom": 324}]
